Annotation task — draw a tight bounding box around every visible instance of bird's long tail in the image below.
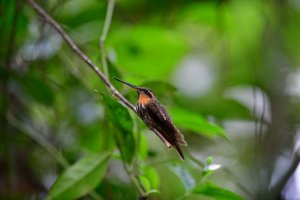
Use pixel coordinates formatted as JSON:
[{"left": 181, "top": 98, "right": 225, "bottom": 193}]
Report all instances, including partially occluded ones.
[
  {"left": 173, "top": 142, "right": 185, "bottom": 160},
  {"left": 175, "top": 129, "right": 187, "bottom": 146}
]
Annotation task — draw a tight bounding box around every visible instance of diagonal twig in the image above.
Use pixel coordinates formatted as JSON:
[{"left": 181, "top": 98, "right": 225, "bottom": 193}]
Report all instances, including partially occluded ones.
[
  {"left": 26, "top": 0, "right": 170, "bottom": 148},
  {"left": 27, "top": 0, "right": 134, "bottom": 112},
  {"left": 26, "top": 1, "right": 171, "bottom": 199}
]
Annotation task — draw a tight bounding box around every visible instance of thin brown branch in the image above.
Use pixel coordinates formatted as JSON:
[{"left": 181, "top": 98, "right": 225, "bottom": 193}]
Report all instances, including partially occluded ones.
[
  {"left": 26, "top": 1, "right": 170, "bottom": 199},
  {"left": 26, "top": 0, "right": 170, "bottom": 148},
  {"left": 26, "top": 0, "right": 135, "bottom": 112}
]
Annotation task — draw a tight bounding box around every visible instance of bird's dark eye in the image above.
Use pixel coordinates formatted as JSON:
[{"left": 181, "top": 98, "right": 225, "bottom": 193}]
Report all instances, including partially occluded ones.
[{"left": 144, "top": 89, "right": 153, "bottom": 97}]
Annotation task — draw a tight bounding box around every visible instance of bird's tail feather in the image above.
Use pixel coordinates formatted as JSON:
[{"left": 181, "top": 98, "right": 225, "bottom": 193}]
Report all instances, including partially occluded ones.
[
  {"left": 175, "top": 129, "right": 187, "bottom": 146},
  {"left": 173, "top": 142, "right": 185, "bottom": 160}
]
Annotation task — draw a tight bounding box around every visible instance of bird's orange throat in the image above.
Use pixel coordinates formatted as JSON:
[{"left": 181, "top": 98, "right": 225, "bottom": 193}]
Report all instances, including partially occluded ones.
[{"left": 138, "top": 94, "right": 151, "bottom": 105}]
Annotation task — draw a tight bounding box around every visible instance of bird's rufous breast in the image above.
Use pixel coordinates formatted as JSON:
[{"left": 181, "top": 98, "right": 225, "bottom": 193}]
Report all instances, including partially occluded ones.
[{"left": 138, "top": 94, "right": 151, "bottom": 105}]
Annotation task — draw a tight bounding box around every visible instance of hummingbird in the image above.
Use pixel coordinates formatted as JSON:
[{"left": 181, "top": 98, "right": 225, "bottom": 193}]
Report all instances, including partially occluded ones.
[{"left": 114, "top": 78, "right": 187, "bottom": 160}]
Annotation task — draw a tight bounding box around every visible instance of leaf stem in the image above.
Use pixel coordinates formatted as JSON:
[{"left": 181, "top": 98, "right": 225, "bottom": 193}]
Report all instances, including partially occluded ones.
[
  {"left": 99, "top": 0, "right": 115, "bottom": 78},
  {"left": 120, "top": 160, "right": 147, "bottom": 198}
]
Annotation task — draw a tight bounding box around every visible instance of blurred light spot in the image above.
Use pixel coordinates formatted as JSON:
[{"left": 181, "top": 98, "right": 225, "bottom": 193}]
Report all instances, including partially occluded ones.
[
  {"left": 276, "top": 129, "right": 300, "bottom": 199},
  {"left": 77, "top": 103, "right": 104, "bottom": 125},
  {"left": 294, "top": 129, "right": 300, "bottom": 153},
  {"left": 282, "top": 164, "right": 300, "bottom": 199},
  {"left": 108, "top": 48, "right": 117, "bottom": 63},
  {"left": 172, "top": 57, "right": 215, "bottom": 97},
  {"left": 289, "top": 0, "right": 300, "bottom": 10},
  {"left": 270, "top": 153, "right": 293, "bottom": 189},
  {"left": 286, "top": 69, "right": 300, "bottom": 97},
  {"left": 205, "top": 164, "right": 222, "bottom": 171},
  {"left": 223, "top": 120, "right": 258, "bottom": 137},
  {"left": 43, "top": 171, "right": 57, "bottom": 189},
  {"left": 169, "top": 164, "right": 195, "bottom": 190},
  {"left": 224, "top": 86, "right": 271, "bottom": 122},
  {"left": 17, "top": 22, "right": 62, "bottom": 62},
  {"left": 107, "top": 159, "right": 130, "bottom": 183}
]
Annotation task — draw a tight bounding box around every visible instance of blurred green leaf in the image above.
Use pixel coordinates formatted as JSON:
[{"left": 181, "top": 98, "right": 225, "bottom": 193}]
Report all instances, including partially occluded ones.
[
  {"left": 169, "top": 108, "right": 228, "bottom": 139},
  {"left": 22, "top": 76, "right": 55, "bottom": 106},
  {"left": 141, "top": 81, "right": 177, "bottom": 97},
  {"left": 107, "top": 58, "right": 123, "bottom": 91},
  {"left": 196, "top": 98, "right": 252, "bottom": 120},
  {"left": 143, "top": 166, "right": 160, "bottom": 189},
  {"left": 180, "top": 2, "right": 218, "bottom": 25},
  {"left": 205, "top": 156, "right": 213, "bottom": 165},
  {"left": 169, "top": 164, "right": 195, "bottom": 190},
  {"left": 102, "top": 94, "right": 135, "bottom": 163},
  {"left": 56, "top": 0, "right": 105, "bottom": 28},
  {"left": 48, "top": 152, "right": 110, "bottom": 200},
  {"left": 139, "top": 175, "right": 151, "bottom": 193},
  {"left": 192, "top": 183, "right": 243, "bottom": 200},
  {"left": 138, "top": 175, "right": 160, "bottom": 195},
  {"left": 137, "top": 133, "right": 149, "bottom": 159},
  {"left": 107, "top": 25, "right": 187, "bottom": 79},
  {"left": 192, "top": 182, "right": 244, "bottom": 200},
  {"left": 147, "top": 189, "right": 160, "bottom": 195}
]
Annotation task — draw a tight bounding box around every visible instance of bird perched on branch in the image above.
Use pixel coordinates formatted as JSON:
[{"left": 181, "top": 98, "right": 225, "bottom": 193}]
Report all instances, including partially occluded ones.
[{"left": 114, "top": 78, "right": 187, "bottom": 160}]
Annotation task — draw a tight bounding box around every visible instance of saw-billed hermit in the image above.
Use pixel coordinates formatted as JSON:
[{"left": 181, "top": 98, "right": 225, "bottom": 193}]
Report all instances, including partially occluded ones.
[{"left": 114, "top": 78, "right": 187, "bottom": 160}]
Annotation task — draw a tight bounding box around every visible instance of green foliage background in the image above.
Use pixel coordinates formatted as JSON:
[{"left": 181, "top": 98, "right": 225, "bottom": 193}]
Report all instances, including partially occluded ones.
[{"left": 1, "top": 0, "right": 300, "bottom": 199}]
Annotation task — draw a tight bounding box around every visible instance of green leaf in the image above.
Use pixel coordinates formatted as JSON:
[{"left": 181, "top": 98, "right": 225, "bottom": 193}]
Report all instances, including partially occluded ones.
[
  {"left": 143, "top": 166, "right": 160, "bottom": 189},
  {"left": 139, "top": 175, "right": 151, "bottom": 193},
  {"left": 205, "top": 156, "right": 213, "bottom": 165},
  {"left": 107, "top": 25, "right": 187, "bottom": 79},
  {"left": 179, "top": 2, "right": 218, "bottom": 25},
  {"left": 48, "top": 152, "right": 110, "bottom": 200},
  {"left": 169, "top": 164, "right": 195, "bottom": 190},
  {"left": 138, "top": 133, "right": 149, "bottom": 159},
  {"left": 169, "top": 108, "right": 228, "bottom": 139},
  {"left": 107, "top": 58, "right": 123, "bottom": 91},
  {"left": 147, "top": 189, "right": 160, "bottom": 195},
  {"left": 192, "top": 182, "right": 244, "bottom": 200},
  {"left": 102, "top": 94, "right": 135, "bottom": 163},
  {"left": 140, "top": 81, "right": 177, "bottom": 98},
  {"left": 138, "top": 175, "right": 160, "bottom": 195}
]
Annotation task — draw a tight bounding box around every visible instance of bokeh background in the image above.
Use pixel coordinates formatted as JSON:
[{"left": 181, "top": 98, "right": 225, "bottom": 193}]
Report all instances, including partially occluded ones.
[{"left": 1, "top": 0, "right": 300, "bottom": 199}]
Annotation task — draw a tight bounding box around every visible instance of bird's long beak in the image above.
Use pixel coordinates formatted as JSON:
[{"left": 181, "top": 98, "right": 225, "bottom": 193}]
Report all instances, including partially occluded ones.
[{"left": 114, "top": 77, "right": 139, "bottom": 90}]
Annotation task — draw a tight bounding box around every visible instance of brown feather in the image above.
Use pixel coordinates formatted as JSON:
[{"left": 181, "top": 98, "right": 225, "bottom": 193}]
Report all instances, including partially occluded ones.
[{"left": 173, "top": 142, "right": 185, "bottom": 160}]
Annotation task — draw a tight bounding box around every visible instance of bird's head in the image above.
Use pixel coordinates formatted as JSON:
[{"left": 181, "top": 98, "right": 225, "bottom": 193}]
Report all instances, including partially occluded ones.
[{"left": 114, "top": 78, "right": 156, "bottom": 104}]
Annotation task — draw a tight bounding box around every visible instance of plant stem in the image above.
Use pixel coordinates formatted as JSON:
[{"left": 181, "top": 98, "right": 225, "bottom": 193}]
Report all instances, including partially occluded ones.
[
  {"left": 99, "top": 0, "right": 115, "bottom": 78},
  {"left": 120, "top": 159, "right": 147, "bottom": 198}
]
